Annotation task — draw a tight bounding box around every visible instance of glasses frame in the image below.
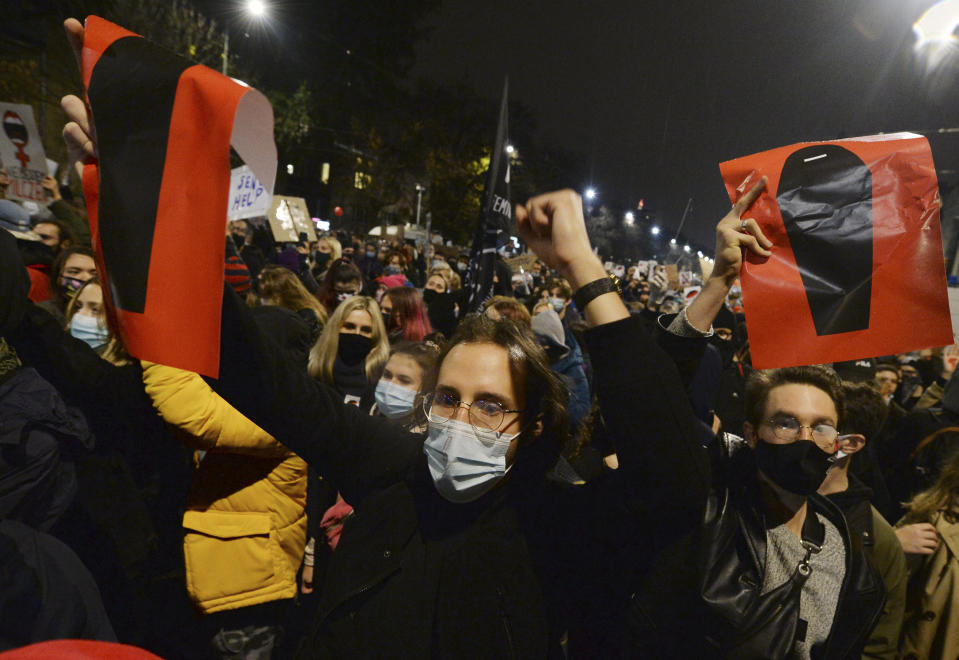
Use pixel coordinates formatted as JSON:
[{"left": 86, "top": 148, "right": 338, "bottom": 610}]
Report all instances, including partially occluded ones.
[
  {"left": 423, "top": 391, "right": 525, "bottom": 432},
  {"left": 761, "top": 415, "right": 839, "bottom": 450}
]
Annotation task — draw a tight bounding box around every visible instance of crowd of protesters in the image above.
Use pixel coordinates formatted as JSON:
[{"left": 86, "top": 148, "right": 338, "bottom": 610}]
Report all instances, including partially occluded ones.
[{"left": 1, "top": 18, "right": 959, "bottom": 660}]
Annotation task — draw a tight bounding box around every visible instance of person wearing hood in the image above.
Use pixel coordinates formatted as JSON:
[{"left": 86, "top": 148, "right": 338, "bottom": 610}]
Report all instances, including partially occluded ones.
[
  {"left": 817, "top": 382, "right": 906, "bottom": 660},
  {"left": 531, "top": 306, "right": 590, "bottom": 429},
  {"left": 0, "top": 200, "right": 56, "bottom": 304}
]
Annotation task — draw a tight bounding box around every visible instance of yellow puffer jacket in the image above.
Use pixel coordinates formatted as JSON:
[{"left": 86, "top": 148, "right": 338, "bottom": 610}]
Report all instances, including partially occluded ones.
[{"left": 141, "top": 361, "right": 308, "bottom": 614}]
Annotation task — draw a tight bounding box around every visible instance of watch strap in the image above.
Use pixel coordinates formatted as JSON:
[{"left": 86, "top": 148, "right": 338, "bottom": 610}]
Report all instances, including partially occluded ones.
[{"left": 572, "top": 275, "right": 621, "bottom": 310}]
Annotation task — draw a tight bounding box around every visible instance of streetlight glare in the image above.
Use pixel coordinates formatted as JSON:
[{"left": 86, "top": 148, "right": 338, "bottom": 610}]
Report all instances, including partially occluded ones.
[
  {"left": 651, "top": 225, "right": 660, "bottom": 236},
  {"left": 683, "top": 245, "right": 691, "bottom": 253},
  {"left": 669, "top": 238, "right": 677, "bottom": 245},
  {"left": 585, "top": 188, "right": 596, "bottom": 200},
  {"left": 247, "top": 0, "right": 267, "bottom": 17},
  {"left": 624, "top": 211, "right": 634, "bottom": 223},
  {"left": 913, "top": 0, "right": 959, "bottom": 47},
  {"left": 505, "top": 144, "right": 515, "bottom": 154}
]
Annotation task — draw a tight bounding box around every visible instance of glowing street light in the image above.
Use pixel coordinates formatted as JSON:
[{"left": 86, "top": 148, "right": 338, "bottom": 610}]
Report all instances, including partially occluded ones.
[
  {"left": 913, "top": 0, "right": 959, "bottom": 69},
  {"left": 624, "top": 211, "right": 635, "bottom": 224},
  {"left": 584, "top": 188, "right": 597, "bottom": 201},
  {"left": 684, "top": 245, "right": 691, "bottom": 253},
  {"left": 223, "top": 1, "right": 269, "bottom": 75},
  {"left": 697, "top": 250, "right": 703, "bottom": 258},
  {"left": 505, "top": 144, "right": 515, "bottom": 154},
  {"left": 669, "top": 238, "right": 677, "bottom": 245},
  {"left": 651, "top": 225, "right": 660, "bottom": 236}
]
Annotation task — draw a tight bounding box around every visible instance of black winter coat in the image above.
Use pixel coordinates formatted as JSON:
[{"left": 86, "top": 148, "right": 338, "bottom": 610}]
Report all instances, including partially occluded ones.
[{"left": 210, "top": 290, "right": 711, "bottom": 658}]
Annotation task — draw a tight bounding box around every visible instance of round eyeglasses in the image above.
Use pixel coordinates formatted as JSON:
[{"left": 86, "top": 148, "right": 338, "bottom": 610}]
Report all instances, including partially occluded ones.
[
  {"left": 423, "top": 391, "right": 524, "bottom": 431},
  {"left": 762, "top": 415, "right": 839, "bottom": 449}
]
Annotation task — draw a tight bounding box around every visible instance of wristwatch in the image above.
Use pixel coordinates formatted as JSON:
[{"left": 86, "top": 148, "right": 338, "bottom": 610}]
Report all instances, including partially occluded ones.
[{"left": 572, "top": 274, "right": 622, "bottom": 310}]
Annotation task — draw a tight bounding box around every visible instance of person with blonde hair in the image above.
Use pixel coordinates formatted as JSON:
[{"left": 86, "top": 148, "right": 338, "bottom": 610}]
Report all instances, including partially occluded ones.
[
  {"left": 896, "top": 453, "right": 959, "bottom": 659},
  {"left": 311, "top": 235, "right": 341, "bottom": 281},
  {"left": 63, "top": 278, "right": 130, "bottom": 366},
  {"left": 308, "top": 296, "right": 389, "bottom": 407},
  {"left": 256, "top": 264, "right": 328, "bottom": 330}
]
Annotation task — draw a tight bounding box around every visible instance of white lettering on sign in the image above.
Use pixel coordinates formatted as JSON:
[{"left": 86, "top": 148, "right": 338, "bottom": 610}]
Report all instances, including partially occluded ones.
[{"left": 491, "top": 194, "right": 511, "bottom": 218}]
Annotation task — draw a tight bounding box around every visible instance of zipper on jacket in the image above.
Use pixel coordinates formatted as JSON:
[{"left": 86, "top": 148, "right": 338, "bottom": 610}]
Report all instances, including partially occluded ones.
[{"left": 496, "top": 586, "right": 517, "bottom": 660}]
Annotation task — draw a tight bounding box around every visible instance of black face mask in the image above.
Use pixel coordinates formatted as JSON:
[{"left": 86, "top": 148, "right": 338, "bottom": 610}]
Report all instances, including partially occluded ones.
[
  {"left": 754, "top": 439, "right": 833, "bottom": 495},
  {"left": 381, "top": 310, "right": 393, "bottom": 330},
  {"left": 338, "top": 333, "right": 373, "bottom": 366},
  {"left": 313, "top": 251, "right": 331, "bottom": 268},
  {"left": 422, "top": 289, "right": 443, "bottom": 305}
]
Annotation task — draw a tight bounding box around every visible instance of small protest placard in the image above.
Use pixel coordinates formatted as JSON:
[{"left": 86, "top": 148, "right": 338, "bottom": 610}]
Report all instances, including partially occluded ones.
[
  {"left": 0, "top": 103, "right": 48, "bottom": 203},
  {"left": 664, "top": 264, "right": 680, "bottom": 291},
  {"left": 227, "top": 164, "right": 272, "bottom": 220},
  {"left": 267, "top": 195, "right": 316, "bottom": 242}
]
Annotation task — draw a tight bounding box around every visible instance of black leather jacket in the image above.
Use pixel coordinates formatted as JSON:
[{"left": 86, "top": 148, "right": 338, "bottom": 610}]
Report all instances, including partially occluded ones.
[{"left": 627, "top": 434, "right": 886, "bottom": 659}]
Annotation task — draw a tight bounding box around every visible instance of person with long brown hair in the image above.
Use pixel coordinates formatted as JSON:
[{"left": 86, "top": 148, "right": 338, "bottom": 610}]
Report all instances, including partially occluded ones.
[
  {"left": 896, "top": 453, "right": 959, "bottom": 659},
  {"left": 256, "top": 264, "right": 328, "bottom": 329}
]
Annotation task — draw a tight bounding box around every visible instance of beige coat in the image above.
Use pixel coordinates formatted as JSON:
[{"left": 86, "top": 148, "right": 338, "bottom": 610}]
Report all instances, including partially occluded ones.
[{"left": 899, "top": 511, "right": 959, "bottom": 660}]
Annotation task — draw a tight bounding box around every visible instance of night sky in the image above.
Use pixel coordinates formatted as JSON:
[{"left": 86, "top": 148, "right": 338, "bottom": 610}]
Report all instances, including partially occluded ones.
[{"left": 412, "top": 0, "right": 958, "bottom": 247}]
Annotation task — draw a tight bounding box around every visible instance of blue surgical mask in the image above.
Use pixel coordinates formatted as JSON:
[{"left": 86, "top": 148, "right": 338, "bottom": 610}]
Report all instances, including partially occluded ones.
[
  {"left": 375, "top": 380, "right": 418, "bottom": 419},
  {"left": 70, "top": 313, "right": 109, "bottom": 349},
  {"left": 366, "top": 250, "right": 376, "bottom": 259},
  {"left": 423, "top": 417, "right": 516, "bottom": 503},
  {"left": 549, "top": 297, "right": 565, "bottom": 313}
]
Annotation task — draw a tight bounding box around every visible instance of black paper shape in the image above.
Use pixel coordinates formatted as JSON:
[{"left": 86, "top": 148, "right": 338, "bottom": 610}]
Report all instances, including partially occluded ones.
[{"left": 778, "top": 145, "right": 873, "bottom": 335}]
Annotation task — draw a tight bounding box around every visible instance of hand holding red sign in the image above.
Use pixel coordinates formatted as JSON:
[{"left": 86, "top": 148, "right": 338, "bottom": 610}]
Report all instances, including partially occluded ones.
[{"left": 719, "top": 133, "right": 951, "bottom": 369}]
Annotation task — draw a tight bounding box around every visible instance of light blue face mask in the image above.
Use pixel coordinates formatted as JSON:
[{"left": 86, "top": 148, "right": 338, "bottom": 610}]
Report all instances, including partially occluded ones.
[
  {"left": 423, "top": 417, "right": 516, "bottom": 503},
  {"left": 549, "top": 297, "right": 565, "bottom": 313},
  {"left": 374, "top": 380, "right": 418, "bottom": 419},
  {"left": 70, "top": 313, "right": 110, "bottom": 349}
]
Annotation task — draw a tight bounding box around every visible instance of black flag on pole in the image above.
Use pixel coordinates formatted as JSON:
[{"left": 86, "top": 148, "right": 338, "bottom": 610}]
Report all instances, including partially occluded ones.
[{"left": 464, "top": 78, "right": 512, "bottom": 314}]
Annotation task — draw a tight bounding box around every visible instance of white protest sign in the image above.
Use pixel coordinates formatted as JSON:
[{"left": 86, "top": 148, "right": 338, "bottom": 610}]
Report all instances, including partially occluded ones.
[
  {"left": 267, "top": 195, "right": 317, "bottom": 242},
  {"left": 227, "top": 164, "right": 272, "bottom": 220},
  {"left": 0, "top": 103, "right": 48, "bottom": 203}
]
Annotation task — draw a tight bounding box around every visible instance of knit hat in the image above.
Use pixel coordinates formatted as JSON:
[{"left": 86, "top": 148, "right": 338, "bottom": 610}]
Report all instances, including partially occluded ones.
[
  {"left": 531, "top": 308, "right": 569, "bottom": 362},
  {"left": 224, "top": 255, "right": 251, "bottom": 294},
  {"left": 0, "top": 200, "right": 40, "bottom": 241},
  {"left": 377, "top": 273, "right": 406, "bottom": 289}
]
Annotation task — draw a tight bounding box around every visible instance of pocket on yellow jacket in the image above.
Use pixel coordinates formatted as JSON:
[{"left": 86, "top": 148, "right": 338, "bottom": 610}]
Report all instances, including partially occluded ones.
[{"left": 183, "top": 510, "right": 284, "bottom": 606}]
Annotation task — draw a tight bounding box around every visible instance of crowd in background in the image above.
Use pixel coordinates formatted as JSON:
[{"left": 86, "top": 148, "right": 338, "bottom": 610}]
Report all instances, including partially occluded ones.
[{"left": 1, "top": 92, "right": 959, "bottom": 659}]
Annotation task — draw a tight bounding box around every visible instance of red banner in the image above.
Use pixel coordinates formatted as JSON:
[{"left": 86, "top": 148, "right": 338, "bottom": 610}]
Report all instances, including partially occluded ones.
[
  {"left": 720, "top": 133, "right": 951, "bottom": 369},
  {"left": 80, "top": 16, "right": 275, "bottom": 377}
]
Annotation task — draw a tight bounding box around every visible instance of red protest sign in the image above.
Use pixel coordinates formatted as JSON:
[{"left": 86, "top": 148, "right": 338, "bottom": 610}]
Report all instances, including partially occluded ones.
[
  {"left": 80, "top": 16, "right": 275, "bottom": 377},
  {"left": 720, "top": 133, "right": 951, "bottom": 369}
]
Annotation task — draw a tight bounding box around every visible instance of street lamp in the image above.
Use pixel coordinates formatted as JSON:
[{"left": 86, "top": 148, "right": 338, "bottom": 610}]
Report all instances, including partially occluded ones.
[
  {"left": 584, "top": 188, "right": 596, "bottom": 201},
  {"left": 669, "top": 238, "right": 677, "bottom": 245},
  {"left": 624, "top": 211, "right": 634, "bottom": 225},
  {"left": 684, "top": 245, "right": 691, "bottom": 253},
  {"left": 223, "top": 1, "right": 269, "bottom": 76},
  {"left": 651, "top": 225, "right": 660, "bottom": 236},
  {"left": 505, "top": 144, "right": 515, "bottom": 155}
]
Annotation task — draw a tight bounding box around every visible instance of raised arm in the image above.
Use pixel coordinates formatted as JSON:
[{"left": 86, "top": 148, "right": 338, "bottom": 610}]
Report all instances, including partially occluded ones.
[{"left": 518, "top": 192, "right": 708, "bottom": 524}]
